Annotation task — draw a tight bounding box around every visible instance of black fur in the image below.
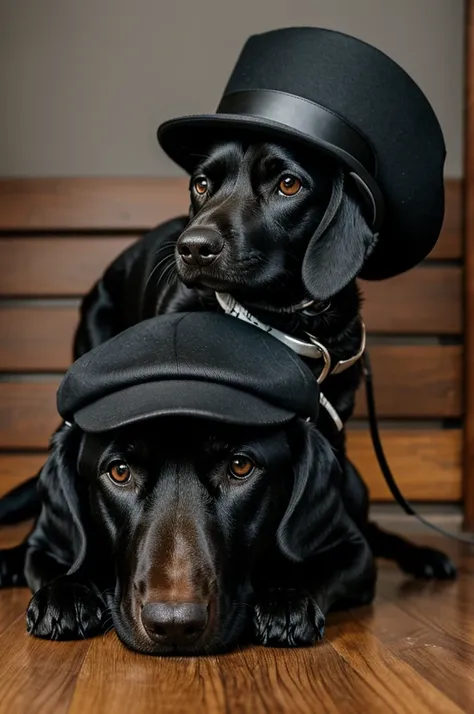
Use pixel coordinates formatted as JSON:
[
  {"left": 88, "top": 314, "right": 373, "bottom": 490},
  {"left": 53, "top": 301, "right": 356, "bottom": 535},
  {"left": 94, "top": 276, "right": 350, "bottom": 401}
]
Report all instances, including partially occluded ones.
[
  {"left": 23, "top": 418, "right": 374, "bottom": 654},
  {"left": 0, "top": 140, "right": 455, "bottom": 587}
]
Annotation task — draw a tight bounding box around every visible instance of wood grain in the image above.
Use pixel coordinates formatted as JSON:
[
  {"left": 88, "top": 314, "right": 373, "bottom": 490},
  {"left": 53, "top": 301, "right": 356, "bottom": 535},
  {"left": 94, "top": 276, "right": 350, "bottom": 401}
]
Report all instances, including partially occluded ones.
[
  {"left": 0, "top": 527, "right": 472, "bottom": 713},
  {"left": 346, "top": 429, "right": 462, "bottom": 501},
  {"left": 0, "top": 428, "right": 462, "bottom": 502},
  {"left": 0, "top": 454, "right": 45, "bottom": 497},
  {"left": 354, "top": 345, "right": 462, "bottom": 418},
  {"left": 0, "top": 178, "right": 189, "bottom": 231},
  {"left": 463, "top": 0, "right": 474, "bottom": 529},
  {"left": 0, "top": 382, "right": 59, "bottom": 449},
  {"left": 0, "top": 237, "right": 137, "bottom": 297},
  {"left": 0, "top": 306, "right": 78, "bottom": 371},
  {"left": 0, "top": 616, "right": 90, "bottom": 714},
  {"left": 360, "top": 266, "right": 462, "bottom": 334},
  {"left": 329, "top": 619, "right": 464, "bottom": 713}
]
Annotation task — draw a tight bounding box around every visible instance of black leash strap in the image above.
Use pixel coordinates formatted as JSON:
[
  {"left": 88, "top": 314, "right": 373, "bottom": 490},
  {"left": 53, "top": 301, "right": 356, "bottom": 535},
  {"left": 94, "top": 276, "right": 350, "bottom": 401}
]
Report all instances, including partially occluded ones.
[{"left": 363, "top": 350, "right": 474, "bottom": 545}]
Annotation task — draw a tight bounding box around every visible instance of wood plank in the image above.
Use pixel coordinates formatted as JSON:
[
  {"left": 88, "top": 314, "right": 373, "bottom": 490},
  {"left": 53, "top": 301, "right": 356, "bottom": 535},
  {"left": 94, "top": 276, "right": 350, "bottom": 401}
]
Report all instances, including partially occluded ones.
[
  {"left": 0, "top": 429, "right": 462, "bottom": 502},
  {"left": 0, "top": 530, "right": 471, "bottom": 713},
  {"left": 0, "top": 382, "right": 60, "bottom": 449},
  {"left": 0, "top": 237, "right": 136, "bottom": 297},
  {"left": 328, "top": 619, "right": 464, "bottom": 714},
  {"left": 346, "top": 429, "right": 462, "bottom": 501},
  {"left": 360, "top": 266, "right": 462, "bottom": 334},
  {"left": 354, "top": 599, "right": 474, "bottom": 713},
  {"left": 68, "top": 629, "right": 392, "bottom": 714},
  {"left": 0, "top": 178, "right": 189, "bottom": 231},
  {"left": 0, "top": 616, "right": 89, "bottom": 714},
  {"left": 0, "top": 346, "right": 462, "bottom": 448},
  {"left": 354, "top": 345, "right": 462, "bottom": 418},
  {"left": 464, "top": 0, "right": 474, "bottom": 530},
  {"left": 0, "top": 307, "right": 77, "bottom": 371},
  {"left": 0, "top": 454, "right": 44, "bottom": 498}
]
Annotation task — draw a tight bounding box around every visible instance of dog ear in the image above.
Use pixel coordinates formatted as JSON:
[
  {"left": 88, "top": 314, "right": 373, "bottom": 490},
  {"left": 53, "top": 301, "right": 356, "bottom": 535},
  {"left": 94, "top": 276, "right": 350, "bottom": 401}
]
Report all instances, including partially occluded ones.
[
  {"left": 276, "top": 420, "right": 343, "bottom": 563},
  {"left": 302, "top": 172, "right": 378, "bottom": 301},
  {"left": 35, "top": 422, "right": 87, "bottom": 575}
]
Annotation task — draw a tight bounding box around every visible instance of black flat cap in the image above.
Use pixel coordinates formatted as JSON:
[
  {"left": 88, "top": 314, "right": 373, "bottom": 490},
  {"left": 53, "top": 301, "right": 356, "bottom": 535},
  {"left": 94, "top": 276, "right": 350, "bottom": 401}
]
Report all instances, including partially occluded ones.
[
  {"left": 57, "top": 312, "right": 320, "bottom": 433},
  {"left": 158, "top": 27, "right": 445, "bottom": 280}
]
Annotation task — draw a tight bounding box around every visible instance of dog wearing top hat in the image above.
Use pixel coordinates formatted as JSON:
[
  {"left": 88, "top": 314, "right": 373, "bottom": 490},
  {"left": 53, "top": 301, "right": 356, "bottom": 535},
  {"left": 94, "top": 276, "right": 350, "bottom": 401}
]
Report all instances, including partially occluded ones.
[
  {"left": 0, "top": 27, "right": 455, "bottom": 580},
  {"left": 17, "top": 314, "right": 375, "bottom": 654}
]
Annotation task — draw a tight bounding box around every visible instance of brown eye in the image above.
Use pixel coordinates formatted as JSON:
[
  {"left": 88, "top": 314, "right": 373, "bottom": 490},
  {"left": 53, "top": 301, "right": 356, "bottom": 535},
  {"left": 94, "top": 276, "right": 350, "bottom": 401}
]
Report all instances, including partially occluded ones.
[
  {"left": 193, "top": 176, "right": 208, "bottom": 195},
  {"left": 278, "top": 175, "right": 302, "bottom": 196},
  {"left": 108, "top": 462, "right": 131, "bottom": 485},
  {"left": 229, "top": 455, "right": 255, "bottom": 480}
]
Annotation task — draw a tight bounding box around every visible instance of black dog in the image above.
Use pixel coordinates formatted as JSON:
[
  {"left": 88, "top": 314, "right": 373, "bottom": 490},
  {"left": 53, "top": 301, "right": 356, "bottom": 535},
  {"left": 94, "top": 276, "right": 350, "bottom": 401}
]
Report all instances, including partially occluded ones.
[
  {"left": 0, "top": 140, "right": 455, "bottom": 580},
  {"left": 22, "top": 417, "right": 375, "bottom": 654}
]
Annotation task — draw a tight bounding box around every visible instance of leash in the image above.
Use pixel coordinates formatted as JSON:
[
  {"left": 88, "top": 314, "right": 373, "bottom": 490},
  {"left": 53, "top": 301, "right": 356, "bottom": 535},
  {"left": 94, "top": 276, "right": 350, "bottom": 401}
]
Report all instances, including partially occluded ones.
[
  {"left": 363, "top": 350, "right": 474, "bottom": 545},
  {"left": 217, "top": 290, "right": 474, "bottom": 544}
]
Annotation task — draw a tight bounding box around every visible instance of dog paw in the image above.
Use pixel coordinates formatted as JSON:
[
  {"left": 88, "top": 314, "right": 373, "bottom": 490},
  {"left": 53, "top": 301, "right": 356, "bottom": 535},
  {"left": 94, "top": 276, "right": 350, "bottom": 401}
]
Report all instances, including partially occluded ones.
[
  {"left": 399, "top": 546, "right": 457, "bottom": 581},
  {"left": 253, "top": 588, "right": 325, "bottom": 647},
  {"left": 0, "top": 546, "right": 27, "bottom": 588},
  {"left": 26, "top": 579, "right": 106, "bottom": 640}
]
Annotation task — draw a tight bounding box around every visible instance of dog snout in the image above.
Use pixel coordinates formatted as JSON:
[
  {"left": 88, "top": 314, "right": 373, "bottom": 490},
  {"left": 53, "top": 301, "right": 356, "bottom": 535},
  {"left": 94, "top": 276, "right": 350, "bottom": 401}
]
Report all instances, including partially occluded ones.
[
  {"left": 141, "top": 601, "right": 209, "bottom": 646},
  {"left": 177, "top": 228, "right": 224, "bottom": 267}
]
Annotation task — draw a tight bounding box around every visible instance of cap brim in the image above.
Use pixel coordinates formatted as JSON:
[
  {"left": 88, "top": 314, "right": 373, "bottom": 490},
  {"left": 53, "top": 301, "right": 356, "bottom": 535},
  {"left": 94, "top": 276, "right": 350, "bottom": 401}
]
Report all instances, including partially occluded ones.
[
  {"left": 73, "top": 379, "right": 296, "bottom": 433},
  {"left": 158, "top": 112, "right": 371, "bottom": 181}
]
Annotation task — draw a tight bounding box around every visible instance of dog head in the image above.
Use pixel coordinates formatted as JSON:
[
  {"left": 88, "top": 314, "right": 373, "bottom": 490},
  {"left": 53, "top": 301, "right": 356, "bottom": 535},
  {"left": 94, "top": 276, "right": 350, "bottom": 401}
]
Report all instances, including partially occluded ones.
[
  {"left": 175, "top": 141, "right": 377, "bottom": 303},
  {"left": 51, "top": 416, "right": 341, "bottom": 655}
]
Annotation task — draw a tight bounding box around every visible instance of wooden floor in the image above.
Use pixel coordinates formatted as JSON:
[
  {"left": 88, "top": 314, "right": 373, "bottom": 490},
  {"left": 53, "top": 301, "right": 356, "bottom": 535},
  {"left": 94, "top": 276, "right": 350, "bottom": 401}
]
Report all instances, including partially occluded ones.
[{"left": 1, "top": 525, "right": 474, "bottom": 714}]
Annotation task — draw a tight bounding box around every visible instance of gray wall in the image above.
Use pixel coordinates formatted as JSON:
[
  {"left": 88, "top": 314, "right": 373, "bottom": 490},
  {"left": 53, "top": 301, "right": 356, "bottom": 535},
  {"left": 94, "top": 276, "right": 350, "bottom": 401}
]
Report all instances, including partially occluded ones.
[{"left": 0, "top": 0, "right": 465, "bottom": 177}]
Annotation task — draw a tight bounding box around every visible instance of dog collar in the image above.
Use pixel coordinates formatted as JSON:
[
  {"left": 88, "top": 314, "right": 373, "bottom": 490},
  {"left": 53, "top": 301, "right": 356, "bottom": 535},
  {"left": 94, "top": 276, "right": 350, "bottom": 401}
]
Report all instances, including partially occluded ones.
[{"left": 215, "top": 292, "right": 366, "bottom": 384}]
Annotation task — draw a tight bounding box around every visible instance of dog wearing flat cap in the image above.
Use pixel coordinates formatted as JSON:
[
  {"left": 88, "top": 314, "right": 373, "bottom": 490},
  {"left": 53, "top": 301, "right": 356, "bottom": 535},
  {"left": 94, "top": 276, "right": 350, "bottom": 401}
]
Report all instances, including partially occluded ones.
[
  {"left": 0, "top": 27, "right": 455, "bottom": 580},
  {"left": 12, "top": 314, "right": 375, "bottom": 654}
]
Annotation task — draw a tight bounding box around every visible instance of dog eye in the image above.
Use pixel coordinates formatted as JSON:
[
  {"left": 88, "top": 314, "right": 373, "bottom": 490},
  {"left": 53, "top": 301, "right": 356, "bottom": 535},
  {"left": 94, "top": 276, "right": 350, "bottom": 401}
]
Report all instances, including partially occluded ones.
[
  {"left": 107, "top": 461, "right": 132, "bottom": 485},
  {"left": 278, "top": 175, "right": 302, "bottom": 196},
  {"left": 193, "top": 176, "right": 208, "bottom": 195},
  {"left": 228, "top": 454, "right": 255, "bottom": 480}
]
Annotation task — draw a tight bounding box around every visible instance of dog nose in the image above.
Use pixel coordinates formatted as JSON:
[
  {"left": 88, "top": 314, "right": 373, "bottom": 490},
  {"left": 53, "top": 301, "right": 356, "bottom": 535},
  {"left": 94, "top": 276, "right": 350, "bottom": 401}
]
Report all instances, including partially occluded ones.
[
  {"left": 141, "top": 602, "right": 208, "bottom": 646},
  {"left": 177, "top": 229, "right": 224, "bottom": 267}
]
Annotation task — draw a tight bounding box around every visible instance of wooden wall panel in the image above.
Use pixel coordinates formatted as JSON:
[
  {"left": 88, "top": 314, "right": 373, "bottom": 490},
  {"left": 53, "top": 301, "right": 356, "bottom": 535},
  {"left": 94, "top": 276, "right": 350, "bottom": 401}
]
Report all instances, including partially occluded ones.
[
  {"left": 0, "top": 307, "right": 78, "bottom": 371},
  {"left": 0, "top": 177, "right": 464, "bottom": 507},
  {"left": 346, "top": 429, "right": 462, "bottom": 501},
  {"left": 353, "top": 345, "right": 462, "bottom": 418},
  {"left": 360, "top": 266, "right": 462, "bottom": 334},
  {"left": 0, "top": 237, "right": 137, "bottom": 297},
  {"left": 0, "top": 178, "right": 189, "bottom": 230}
]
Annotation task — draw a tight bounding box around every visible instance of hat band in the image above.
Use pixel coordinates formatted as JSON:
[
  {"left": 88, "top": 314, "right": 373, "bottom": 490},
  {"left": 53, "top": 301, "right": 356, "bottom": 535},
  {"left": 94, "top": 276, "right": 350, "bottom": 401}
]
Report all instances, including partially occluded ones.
[{"left": 217, "top": 89, "right": 375, "bottom": 175}]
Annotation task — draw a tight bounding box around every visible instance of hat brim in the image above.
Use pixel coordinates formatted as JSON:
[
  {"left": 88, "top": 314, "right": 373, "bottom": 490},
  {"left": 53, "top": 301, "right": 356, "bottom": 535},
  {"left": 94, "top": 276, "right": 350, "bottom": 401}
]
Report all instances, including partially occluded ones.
[
  {"left": 158, "top": 113, "right": 381, "bottom": 207},
  {"left": 73, "top": 379, "right": 296, "bottom": 433}
]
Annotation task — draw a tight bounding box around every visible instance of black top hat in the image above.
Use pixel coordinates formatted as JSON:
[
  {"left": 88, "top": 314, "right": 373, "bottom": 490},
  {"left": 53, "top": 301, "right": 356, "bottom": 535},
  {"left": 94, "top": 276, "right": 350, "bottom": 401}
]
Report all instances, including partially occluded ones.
[
  {"left": 58, "top": 312, "right": 320, "bottom": 433},
  {"left": 158, "top": 27, "right": 445, "bottom": 280}
]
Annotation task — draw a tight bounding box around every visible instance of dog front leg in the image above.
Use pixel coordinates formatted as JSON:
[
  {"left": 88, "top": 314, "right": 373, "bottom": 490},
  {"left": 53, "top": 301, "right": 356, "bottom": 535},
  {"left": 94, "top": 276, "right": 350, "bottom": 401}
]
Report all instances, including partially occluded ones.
[
  {"left": 253, "top": 519, "right": 375, "bottom": 648},
  {"left": 25, "top": 546, "right": 108, "bottom": 641}
]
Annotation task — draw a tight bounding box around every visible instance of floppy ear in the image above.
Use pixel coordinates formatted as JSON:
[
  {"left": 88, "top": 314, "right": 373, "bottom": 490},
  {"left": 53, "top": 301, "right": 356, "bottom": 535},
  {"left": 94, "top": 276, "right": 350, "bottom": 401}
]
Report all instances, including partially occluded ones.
[
  {"left": 276, "top": 420, "right": 343, "bottom": 563},
  {"left": 302, "top": 171, "right": 378, "bottom": 301},
  {"left": 35, "top": 422, "right": 87, "bottom": 576}
]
